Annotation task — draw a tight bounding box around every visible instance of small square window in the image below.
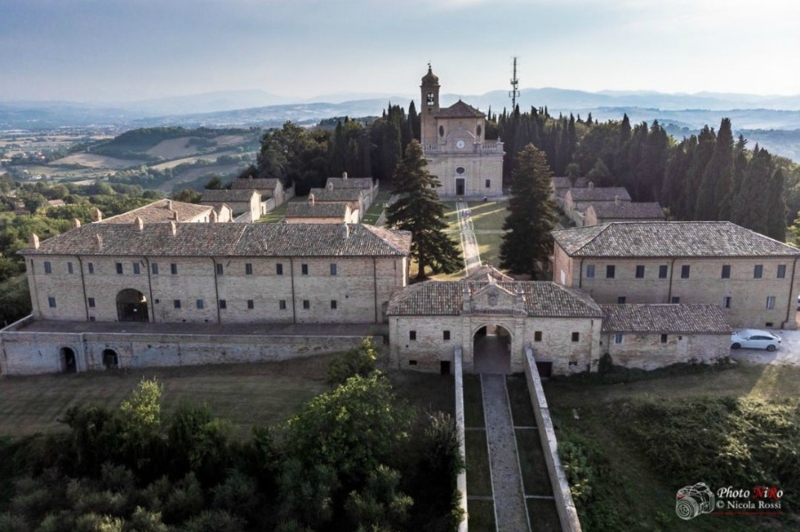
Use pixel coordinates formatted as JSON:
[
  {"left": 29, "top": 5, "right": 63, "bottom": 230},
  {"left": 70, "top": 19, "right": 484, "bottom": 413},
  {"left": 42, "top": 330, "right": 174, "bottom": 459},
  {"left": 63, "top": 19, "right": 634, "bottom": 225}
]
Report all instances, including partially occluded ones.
[
  {"left": 408, "top": 360, "right": 418, "bottom": 366},
  {"left": 303, "top": 300, "right": 310, "bottom": 310},
  {"left": 485, "top": 179, "right": 491, "bottom": 188},
  {"left": 196, "top": 299, "right": 204, "bottom": 309},
  {"left": 777, "top": 264, "right": 787, "bottom": 279},
  {"left": 660, "top": 334, "right": 668, "bottom": 344},
  {"left": 754, "top": 264, "right": 763, "bottom": 279},
  {"left": 635, "top": 265, "right": 645, "bottom": 279},
  {"left": 671, "top": 296, "right": 680, "bottom": 304},
  {"left": 247, "top": 299, "right": 254, "bottom": 309},
  {"left": 88, "top": 297, "right": 95, "bottom": 308},
  {"left": 410, "top": 330, "right": 417, "bottom": 341},
  {"left": 571, "top": 332, "right": 580, "bottom": 342},
  {"left": 151, "top": 263, "right": 159, "bottom": 275},
  {"left": 116, "top": 262, "right": 123, "bottom": 275},
  {"left": 245, "top": 263, "right": 253, "bottom": 275},
  {"left": 301, "top": 263, "right": 309, "bottom": 275},
  {"left": 219, "top": 299, "right": 227, "bottom": 309},
  {"left": 170, "top": 263, "right": 178, "bottom": 275},
  {"left": 48, "top": 296, "right": 56, "bottom": 308},
  {"left": 279, "top": 299, "right": 286, "bottom": 310},
  {"left": 443, "top": 330, "right": 451, "bottom": 341},
  {"left": 132, "top": 262, "right": 140, "bottom": 275},
  {"left": 618, "top": 296, "right": 626, "bottom": 304},
  {"left": 723, "top": 296, "right": 732, "bottom": 309},
  {"left": 89, "top": 316, "right": 95, "bottom": 321},
  {"left": 658, "top": 265, "right": 668, "bottom": 279},
  {"left": 330, "top": 300, "right": 337, "bottom": 309},
  {"left": 88, "top": 262, "right": 95, "bottom": 274},
  {"left": 330, "top": 263, "right": 337, "bottom": 276},
  {"left": 67, "top": 262, "right": 74, "bottom": 274},
  {"left": 276, "top": 263, "right": 283, "bottom": 275},
  {"left": 606, "top": 265, "right": 615, "bottom": 279},
  {"left": 173, "top": 300, "right": 181, "bottom": 309},
  {"left": 534, "top": 331, "right": 542, "bottom": 342},
  {"left": 44, "top": 261, "right": 52, "bottom": 274},
  {"left": 585, "top": 265, "right": 595, "bottom": 279},
  {"left": 681, "top": 265, "right": 690, "bottom": 279},
  {"left": 216, "top": 263, "right": 223, "bottom": 275},
  {"left": 766, "top": 296, "right": 776, "bottom": 309},
  {"left": 721, "top": 265, "right": 731, "bottom": 279},
  {"left": 614, "top": 333, "right": 623, "bottom": 344}
]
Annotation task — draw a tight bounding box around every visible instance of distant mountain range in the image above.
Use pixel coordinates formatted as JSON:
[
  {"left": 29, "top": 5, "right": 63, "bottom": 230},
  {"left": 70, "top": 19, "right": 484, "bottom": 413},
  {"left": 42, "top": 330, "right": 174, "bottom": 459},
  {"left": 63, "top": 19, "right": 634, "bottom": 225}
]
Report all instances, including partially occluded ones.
[{"left": 2, "top": 88, "right": 799, "bottom": 160}]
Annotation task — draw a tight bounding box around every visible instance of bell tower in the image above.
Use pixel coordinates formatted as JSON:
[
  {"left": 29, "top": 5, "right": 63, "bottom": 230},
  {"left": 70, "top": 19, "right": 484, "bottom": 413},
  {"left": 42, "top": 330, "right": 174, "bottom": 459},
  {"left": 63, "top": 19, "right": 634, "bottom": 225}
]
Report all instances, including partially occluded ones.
[{"left": 420, "top": 63, "right": 440, "bottom": 147}]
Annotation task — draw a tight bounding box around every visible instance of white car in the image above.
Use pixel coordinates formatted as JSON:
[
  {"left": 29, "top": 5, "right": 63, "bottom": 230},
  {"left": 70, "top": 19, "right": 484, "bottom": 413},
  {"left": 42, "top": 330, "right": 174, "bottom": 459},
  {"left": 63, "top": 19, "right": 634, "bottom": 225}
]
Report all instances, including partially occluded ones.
[{"left": 730, "top": 329, "right": 781, "bottom": 351}]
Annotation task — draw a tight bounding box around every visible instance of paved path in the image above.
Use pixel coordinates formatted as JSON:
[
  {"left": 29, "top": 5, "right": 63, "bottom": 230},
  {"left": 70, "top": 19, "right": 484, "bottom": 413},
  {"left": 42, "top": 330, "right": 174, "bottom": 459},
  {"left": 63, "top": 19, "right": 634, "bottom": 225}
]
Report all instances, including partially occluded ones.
[
  {"left": 481, "top": 374, "right": 529, "bottom": 531},
  {"left": 456, "top": 201, "right": 482, "bottom": 275}
]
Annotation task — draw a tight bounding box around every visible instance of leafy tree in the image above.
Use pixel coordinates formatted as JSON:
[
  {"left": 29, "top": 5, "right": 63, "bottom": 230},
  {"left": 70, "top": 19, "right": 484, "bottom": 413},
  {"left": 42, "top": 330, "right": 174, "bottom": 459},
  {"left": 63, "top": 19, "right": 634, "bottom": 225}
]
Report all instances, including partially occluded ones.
[
  {"left": 204, "top": 176, "right": 223, "bottom": 190},
  {"left": 386, "top": 140, "right": 461, "bottom": 280},
  {"left": 500, "top": 144, "right": 559, "bottom": 278},
  {"left": 327, "top": 338, "right": 379, "bottom": 386},
  {"left": 172, "top": 189, "right": 202, "bottom": 204}
]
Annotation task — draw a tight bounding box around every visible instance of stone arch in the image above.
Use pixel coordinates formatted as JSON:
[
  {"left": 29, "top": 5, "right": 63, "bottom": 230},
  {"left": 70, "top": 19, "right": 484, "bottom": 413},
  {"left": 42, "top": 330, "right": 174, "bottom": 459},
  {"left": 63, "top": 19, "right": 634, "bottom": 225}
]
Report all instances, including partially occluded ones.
[
  {"left": 473, "top": 323, "right": 512, "bottom": 374},
  {"left": 102, "top": 349, "right": 119, "bottom": 369},
  {"left": 116, "top": 289, "right": 149, "bottom": 322},
  {"left": 60, "top": 347, "right": 77, "bottom": 373}
]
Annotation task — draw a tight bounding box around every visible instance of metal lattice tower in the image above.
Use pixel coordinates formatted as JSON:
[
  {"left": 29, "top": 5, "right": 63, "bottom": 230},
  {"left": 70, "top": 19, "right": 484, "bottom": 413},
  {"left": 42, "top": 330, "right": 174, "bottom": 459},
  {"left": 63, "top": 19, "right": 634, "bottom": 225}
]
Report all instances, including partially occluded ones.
[{"left": 509, "top": 57, "right": 520, "bottom": 109}]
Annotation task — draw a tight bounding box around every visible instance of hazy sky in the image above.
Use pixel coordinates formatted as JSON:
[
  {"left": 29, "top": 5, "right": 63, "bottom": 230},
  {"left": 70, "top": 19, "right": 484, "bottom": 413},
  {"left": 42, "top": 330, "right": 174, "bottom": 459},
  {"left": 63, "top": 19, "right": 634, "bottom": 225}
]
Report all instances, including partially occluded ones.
[{"left": 1, "top": 0, "right": 798, "bottom": 103}]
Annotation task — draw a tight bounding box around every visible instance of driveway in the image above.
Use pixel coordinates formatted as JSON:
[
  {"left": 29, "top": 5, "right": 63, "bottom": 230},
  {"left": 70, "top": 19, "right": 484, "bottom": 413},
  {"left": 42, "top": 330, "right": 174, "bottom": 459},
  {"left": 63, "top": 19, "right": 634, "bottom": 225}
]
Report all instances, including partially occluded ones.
[{"left": 729, "top": 321, "right": 800, "bottom": 367}]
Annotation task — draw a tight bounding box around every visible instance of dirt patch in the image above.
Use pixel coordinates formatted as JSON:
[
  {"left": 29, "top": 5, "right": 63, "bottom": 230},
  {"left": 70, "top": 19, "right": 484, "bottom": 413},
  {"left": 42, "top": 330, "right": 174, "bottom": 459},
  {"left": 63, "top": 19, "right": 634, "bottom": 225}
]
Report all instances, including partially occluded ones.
[{"left": 51, "top": 153, "right": 137, "bottom": 169}]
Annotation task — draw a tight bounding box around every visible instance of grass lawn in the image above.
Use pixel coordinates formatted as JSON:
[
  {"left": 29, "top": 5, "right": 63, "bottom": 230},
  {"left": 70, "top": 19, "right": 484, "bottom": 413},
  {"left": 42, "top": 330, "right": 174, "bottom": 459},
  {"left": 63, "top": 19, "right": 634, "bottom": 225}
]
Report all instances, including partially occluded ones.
[
  {"left": 361, "top": 190, "right": 393, "bottom": 225},
  {"left": 527, "top": 498, "right": 561, "bottom": 532},
  {"left": 463, "top": 374, "right": 485, "bottom": 428},
  {"left": 467, "top": 499, "right": 496, "bottom": 532},
  {"left": 506, "top": 374, "right": 537, "bottom": 427},
  {"left": 466, "top": 201, "right": 507, "bottom": 231},
  {"left": 465, "top": 430, "right": 492, "bottom": 497}
]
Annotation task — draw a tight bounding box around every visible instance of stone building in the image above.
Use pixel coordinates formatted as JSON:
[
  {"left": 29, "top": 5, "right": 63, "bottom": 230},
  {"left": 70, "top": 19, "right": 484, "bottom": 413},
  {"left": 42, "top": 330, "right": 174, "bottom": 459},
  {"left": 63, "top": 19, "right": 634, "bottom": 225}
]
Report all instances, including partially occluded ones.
[
  {"left": 307, "top": 187, "right": 366, "bottom": 221},
  {"left": 563, "top": 185, "right": 631, "bottom": 226},
  {"left": 584, "top": 202, "right": 665, "bottom": 226},
  {"left": 101, "top": 199, "right": 232, "bottom": 224},
  {"left": 325, "top": 173, "right": 378, "bottom": 209},
  {"left": 200, "top": 189, "right": 260, "bottom": 221},
  {"left": 552, "top": 221, "right": 800, "bottom": 329},
  {"left": 230, "top": 177, "right": 288, "bottom": 207},
  {"left": 419, "top": 65, "right": 504, "bottom": 197},
  {"left": 285, "top": 202, "right": 354, "bottom": 224}
]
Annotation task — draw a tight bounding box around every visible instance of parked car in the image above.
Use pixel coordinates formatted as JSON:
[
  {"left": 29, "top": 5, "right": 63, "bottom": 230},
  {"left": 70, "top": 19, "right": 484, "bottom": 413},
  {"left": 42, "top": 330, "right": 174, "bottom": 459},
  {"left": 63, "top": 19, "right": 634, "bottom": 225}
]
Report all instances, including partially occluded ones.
[{"left": 730, "top": 329, "right": 781, "bottom": 351}]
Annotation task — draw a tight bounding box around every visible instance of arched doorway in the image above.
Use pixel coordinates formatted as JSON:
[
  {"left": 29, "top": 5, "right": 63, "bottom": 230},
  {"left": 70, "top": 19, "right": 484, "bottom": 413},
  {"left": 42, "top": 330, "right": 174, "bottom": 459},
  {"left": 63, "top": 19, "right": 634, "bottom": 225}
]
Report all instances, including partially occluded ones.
[
  {"left": 116, "top": 289, "right": 149, "bottom": 322},
  {"left": 473, "top": 324, "right": 512, "bottom": 374},
  {"left": 60, "top": 347, "right": 77, "bottom": 373},
  {"left": 102, "top": 349, "right": 119, "bottom": 369}
]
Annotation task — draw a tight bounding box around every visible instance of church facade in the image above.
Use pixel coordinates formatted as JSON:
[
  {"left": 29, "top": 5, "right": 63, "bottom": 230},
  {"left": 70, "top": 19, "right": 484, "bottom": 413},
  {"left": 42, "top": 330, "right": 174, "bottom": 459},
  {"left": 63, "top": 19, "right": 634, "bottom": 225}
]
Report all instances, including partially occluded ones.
[{"left": 420, "top": 66, "right": 504, "bottom": 197}]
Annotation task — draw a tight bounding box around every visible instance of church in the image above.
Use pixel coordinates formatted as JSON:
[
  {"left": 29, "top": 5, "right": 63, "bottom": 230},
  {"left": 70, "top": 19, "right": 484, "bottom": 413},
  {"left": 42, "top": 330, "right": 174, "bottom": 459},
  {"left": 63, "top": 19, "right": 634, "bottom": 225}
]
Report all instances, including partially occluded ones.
[{"left": 419, "top": 65, "right": 505, "bottom": 197}]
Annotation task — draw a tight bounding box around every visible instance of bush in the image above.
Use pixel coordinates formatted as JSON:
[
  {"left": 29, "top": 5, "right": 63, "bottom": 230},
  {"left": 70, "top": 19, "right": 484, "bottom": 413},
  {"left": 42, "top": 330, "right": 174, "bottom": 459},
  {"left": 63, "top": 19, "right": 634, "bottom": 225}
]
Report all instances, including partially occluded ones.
[{"left": 326, "top": 338, "right": 379, "bottom": 386}]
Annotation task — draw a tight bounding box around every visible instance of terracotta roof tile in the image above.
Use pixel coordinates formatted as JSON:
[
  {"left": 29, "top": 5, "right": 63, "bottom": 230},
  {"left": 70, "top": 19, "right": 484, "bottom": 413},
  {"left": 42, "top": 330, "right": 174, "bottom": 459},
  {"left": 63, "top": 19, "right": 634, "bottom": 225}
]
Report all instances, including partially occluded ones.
[
  {"left": 568, "top": 187, "right": 631, "bottom": 202},
  {"left": 589, "top": 202, "right": 665, "bottom": 220},
  {"left": 101, "top": 199, "right": 213, "bottom": 224},
  {"left": 436, "top": 100, "right": 485, "bottom": 119},
  {"left": 230, "top": 178, "right": 280, "bottom": 191},
  {"left": 286, "top": 202, "right": 348, "bottom": 218},
  {"left": 325, "top": 177, "right": 375, "bottom": 190},
  {"left": 601, "top": 304, "right": 731, "bottom": 333},
  {"left": 309, "top": 188, "right": 364, "bottom": 202}
]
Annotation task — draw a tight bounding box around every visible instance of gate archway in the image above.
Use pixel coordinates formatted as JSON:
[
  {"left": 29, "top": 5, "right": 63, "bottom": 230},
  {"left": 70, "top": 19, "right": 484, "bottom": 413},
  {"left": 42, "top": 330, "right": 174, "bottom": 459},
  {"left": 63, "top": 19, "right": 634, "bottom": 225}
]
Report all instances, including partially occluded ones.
[
  {"left": 102, "top": 349, "right": 119, "bottom": 369},
  {"left": 116, "top": 289, "right": 149, "bottom": 322},
  {"left": 60, "top": 347, "right": 77, "bottom": 373},
  {"left": 473, "top": 324, "right": 512, "bottom": 374}
]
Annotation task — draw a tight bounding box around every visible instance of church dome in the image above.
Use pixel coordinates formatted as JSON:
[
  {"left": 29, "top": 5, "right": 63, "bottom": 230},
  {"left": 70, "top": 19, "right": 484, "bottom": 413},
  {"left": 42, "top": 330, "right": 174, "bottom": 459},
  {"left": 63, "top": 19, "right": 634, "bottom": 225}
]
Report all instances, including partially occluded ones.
[{"left": 421, "top": 65, "right": 439, "bottom": 86}]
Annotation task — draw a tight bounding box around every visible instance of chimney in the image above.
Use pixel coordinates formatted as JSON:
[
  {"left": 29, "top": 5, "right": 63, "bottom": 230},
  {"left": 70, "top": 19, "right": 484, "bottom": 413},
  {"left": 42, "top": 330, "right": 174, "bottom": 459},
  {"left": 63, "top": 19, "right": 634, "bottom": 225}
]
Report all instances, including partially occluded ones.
[
  {"left": 309, "top": 193, "right": 315, "bottom": 206},
  {"left": 167, "top": 200, "right": 173, "bottom": 210},
  {"left": 588, "top": 181, "right": 594, "bottom": 190},
  {"left": 614, "top": 195, "right": 619, "bottom": 205},
  {"left": 134, "top": 216, "right": 144, "bottom": 230},
  {"left": 210, "top": 210, "right": 218, "bottom": 223},
  {"left": 343, "top": 222, "right": 349, "bottom": 239},
  {"left": 72, "top": 218, "right": 81, "bottom": 229},
  {"left": 169, "top": 221, "right": 177, "bottom": 236},
  {"left": 29, "top": 233, "right": 40, "bottom": 249},
  {"left": 342, "top": 171, "right": 348, "bottom": 180},
  {"left": 93, "top": 208, "right": 103, "bottom": 222},
  {"left": 95, "top": 234, "right": 103, "bottom": 250},
  {"left": 171, "top": 209, "right": 179, "bottom": 221}
]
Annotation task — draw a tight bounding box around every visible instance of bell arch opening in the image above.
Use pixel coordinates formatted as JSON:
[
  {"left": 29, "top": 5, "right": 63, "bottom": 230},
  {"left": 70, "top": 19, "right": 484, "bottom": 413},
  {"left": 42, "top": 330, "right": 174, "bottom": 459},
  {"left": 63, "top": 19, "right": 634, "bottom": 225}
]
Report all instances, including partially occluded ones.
[
  {"left": 473, "top": 324, "right": 511, "bottom": 374},
  {"left": 116, "top": 289, "right": 149, "bottom": 322}
]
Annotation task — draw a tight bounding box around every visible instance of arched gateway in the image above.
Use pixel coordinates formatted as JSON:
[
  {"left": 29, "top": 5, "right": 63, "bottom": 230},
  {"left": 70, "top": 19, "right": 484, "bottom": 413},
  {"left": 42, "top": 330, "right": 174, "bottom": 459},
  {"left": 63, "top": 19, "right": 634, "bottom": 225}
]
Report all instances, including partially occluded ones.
[
  {"left": 116, "top": 289, "right": 149, "bottom": 322},
  {"left": 473, "top": 324, "right": 512, "bottom": 374}
]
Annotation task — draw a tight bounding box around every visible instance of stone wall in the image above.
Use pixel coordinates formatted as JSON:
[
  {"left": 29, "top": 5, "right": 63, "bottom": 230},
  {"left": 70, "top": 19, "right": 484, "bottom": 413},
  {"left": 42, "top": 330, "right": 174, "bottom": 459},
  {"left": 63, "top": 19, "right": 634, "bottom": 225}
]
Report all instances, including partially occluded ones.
[
  {"left": 426, "top": 154, "right": 503, "bottom": 197},
  {"left": 453, "top": 347, "right": 468, "bottom": 532},
  {"left": 601, "top": 332, "right": 729, "bottom": 370}
]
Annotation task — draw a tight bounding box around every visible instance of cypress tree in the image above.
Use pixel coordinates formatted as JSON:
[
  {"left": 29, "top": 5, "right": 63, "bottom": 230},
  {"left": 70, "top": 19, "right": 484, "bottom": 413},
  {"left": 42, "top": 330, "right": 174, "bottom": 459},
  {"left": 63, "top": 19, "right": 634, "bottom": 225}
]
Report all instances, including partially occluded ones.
[
  {"left": 499, "top": 144, "right": 559, "bottom": 279},
  {"left": 385, "top": 141, "right": 461, "bottom": 280},
  {"left": 712, "top": 118, "right": 735, "bottom": 220},
  {"left": 765, "top": 168, "right": 788, "bottom": 241},
  {"left": 732, "top": 146, "right": 772, "bottom": 234},
  {"left": 619, "top": 113, "right": 632, "bottom": 143}
]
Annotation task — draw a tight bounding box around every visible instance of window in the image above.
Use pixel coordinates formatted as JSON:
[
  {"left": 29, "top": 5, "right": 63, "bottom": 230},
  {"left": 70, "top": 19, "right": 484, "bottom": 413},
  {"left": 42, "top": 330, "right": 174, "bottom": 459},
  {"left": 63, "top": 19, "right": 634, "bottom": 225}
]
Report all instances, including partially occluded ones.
[
  {"left": 586, "top": 265, "right": 595, "bottom": 279},
  {"left": 216, "top": 263, "right": 223, "bottom": 275},
  {"left": 170, "top": 263, "right": 178, "bottom": 275},
  {"left": 409, "top": 360, "right": 418, "bottom": 366},
  {"left": 48, "top": 297, "right": 56, "bottom": 308},
  {"left": 245, "top": 263, "right": 253, "bottom": 275},
  {"left": 151, "top": 263, "right": 159, "bottom": 275},
  {"left": 330, "top": 300, "right": 337, "bottom": 309},
  {"left": 67, "top": 262, "right": 73, "bottom": 274},
  {"left": 173, "top": 300, "right": 181, "bottom": 309},
  {"left": 409, "top": 330, "right": 417, "bottom": 341},
  {"left": 301, "top": 263, "right": 308, "bottom": 275},
  {"left": 571, "top": 332, "right": 580, "bottom": 342},
  {"left": 671, "top": 297, "right": 680, "bottom": 304},
  {"left": 635, "top": 265, "right": 645, "bottom": 279},
  {"left": 330, "top": 263, "right": 337, "bottom": 276},
  {"left": 132, "top": 262, "right": 140, "bottom": 275},
  {"left": 247, "top": 299, "right": 254, "bottom": 309},
  {"left": 196, "top": 299, "right": 204, "bottom": 309},
  {"left": 44, "top": 261, "right": 52, "bottom": 274},
  {"left": 723, "top": 296, "right": 732, "bottom": 309},
  {"left": 681, "top": 265, "right": 690, "bottom": 279},
  {"left": 219, "top": 299, "right": 227, "bottom": 309},
  {"left": 302, "top": 300, "right": 310, "bottom": 310},
  {"left": 618, "top": 296, "right": 626, "bottom": 304},
  {"left": 534, "top": 331, "right": 542, "bottom": 342},
  {"left": 485, "top": 179, "right": 491, "bottom": 188},
  {"left": 279, "top": 299, "right": 286, "bottom": 310},
  {"left": 660, "top": 334, "right": 668, "bottom": 344},
  {"left": 88, "top": 262, "right": 95, "bottom": 274},
  {"left": 754, "top": 265, "right": 763, "bottom": 279},
  {"left": 766, "top": 296, "right": 776, "bottom": 309},
  {"left": 778, "top": 264, "right": 787, "bottom": 279},
  {"left": 88, "top": 297, "right": 95, "bottom": 308},
  {"left": 116, "top": 262, "right": 123, "bottom": 274},
  {"left": 614, "top": 333, "right": 623, "bottom": 344},
  {"left": 721, "top": 265, "right": 731, "bottom": 279},
  {"left": 276, "top": 263, "right": 283, "bottom": 275},
  {"left": 658, "top": 265, "right": 668, "bottom": 279},
  {"left": 442, "top": 330, "right": 451, "bottom": 341},
  {"left": 456, "top": 166, "right": 465, "bottom": 175},
  {"left": 606, "top": 265, "right": 615, "bottom": 279}
]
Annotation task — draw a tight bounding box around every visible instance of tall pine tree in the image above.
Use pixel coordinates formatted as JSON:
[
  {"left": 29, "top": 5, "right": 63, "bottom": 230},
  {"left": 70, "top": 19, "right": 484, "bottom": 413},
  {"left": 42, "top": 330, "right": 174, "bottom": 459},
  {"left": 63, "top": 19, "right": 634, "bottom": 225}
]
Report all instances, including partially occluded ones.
[
  {"left": 499, "top": 144, "right": 558, "bottom": 279},
  {"left": 385, "top": 140, "right": 461, "bottom": 280}
]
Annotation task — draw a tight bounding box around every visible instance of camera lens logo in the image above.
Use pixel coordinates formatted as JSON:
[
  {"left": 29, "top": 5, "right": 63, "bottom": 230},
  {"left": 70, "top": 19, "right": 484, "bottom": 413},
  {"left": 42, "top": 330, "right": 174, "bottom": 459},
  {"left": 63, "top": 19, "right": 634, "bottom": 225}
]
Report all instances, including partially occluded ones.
[{"left": 676, "top": 483, "right": 716, "bottom": 520}]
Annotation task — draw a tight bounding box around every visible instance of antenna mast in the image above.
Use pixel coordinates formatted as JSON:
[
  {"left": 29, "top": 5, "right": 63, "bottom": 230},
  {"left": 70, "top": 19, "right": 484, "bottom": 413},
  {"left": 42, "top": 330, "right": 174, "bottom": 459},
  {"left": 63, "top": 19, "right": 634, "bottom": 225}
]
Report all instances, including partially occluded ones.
[{"left": 509, "top": 56, "right": 520, "bottom": 109}]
